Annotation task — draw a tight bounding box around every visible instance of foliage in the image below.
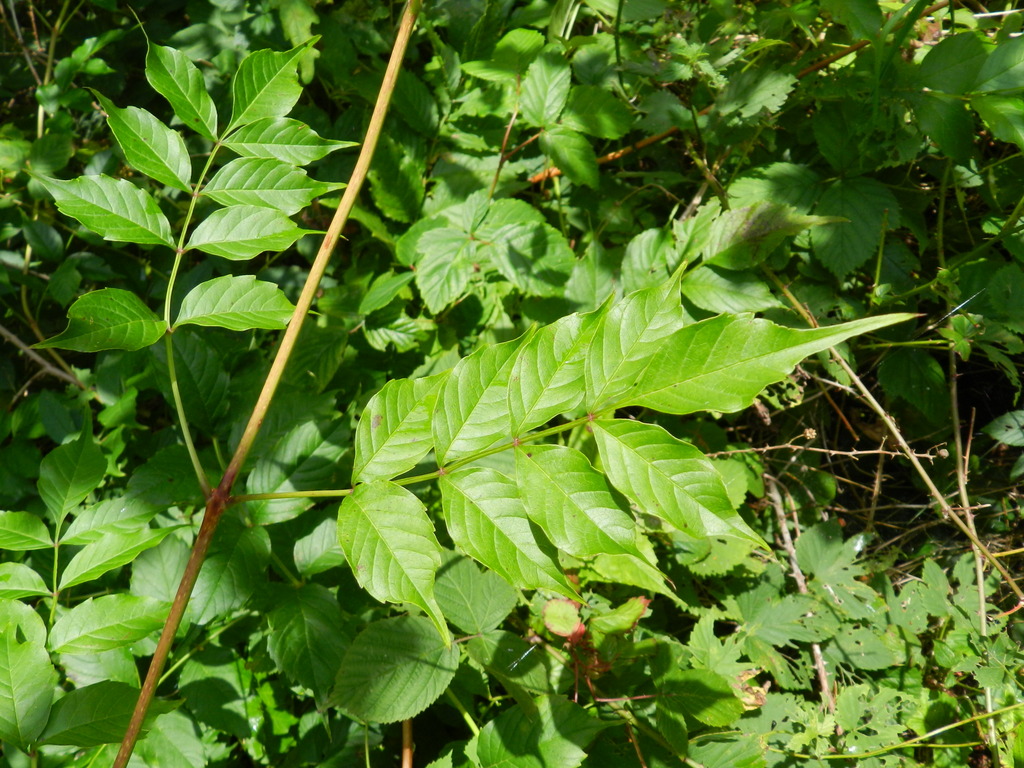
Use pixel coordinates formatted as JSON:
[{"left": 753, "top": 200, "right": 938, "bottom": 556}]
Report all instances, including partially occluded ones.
[{"left": 1, "top": 1, "right": 1024, "bottom": 767}]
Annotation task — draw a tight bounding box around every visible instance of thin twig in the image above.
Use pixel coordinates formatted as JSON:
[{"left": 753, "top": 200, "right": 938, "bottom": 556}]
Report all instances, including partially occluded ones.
[
  {"left": 0, "top": 321, "right": 84, "bottom": 389},
  {"left": 766, "top": 476, "right": 835, "bottom": 713}
]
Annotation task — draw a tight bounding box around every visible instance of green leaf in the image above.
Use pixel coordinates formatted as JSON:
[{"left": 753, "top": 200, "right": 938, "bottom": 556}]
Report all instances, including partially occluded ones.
[
  {"left": 433, "top": 335, "right": 527, "bottom": 464},
  {"left": 353, "top": 374, "right": 444, "bottom": 483},
  {"left": 0, "top": 600, "right": 58, "bottom": 749},
  {"left": 411, "top": 225, "right": 477, "bottom": 313},
  {"left": 441, "top": 468, "right": 578, "bottom": 599},
  {"left": 186, "top": 205, "right": 311, "bottom": 260},
  {"left": 521, "top": 47, "right": 570, "bottom": 127},
  {"left": 972, "top": 95, "right": 1024, "bottom": 150},
  {"left": 716, "top": 68, "right": 796, "bottom": 123},
  {"left": 468, "top": 695, "right": 608, "bottom": 768},
  {"left": 175, "top": 275, "right": 295, "bottom": 331},
  {"left": 203, "top": 157, "right": 336, "bottom": 215},
  {"left": 703, "top": 202, "right": 833, "bottom": 270},
  {"left": 539, "top": 125, "right": 598, "bottom": 188},
  {"left": 133, "top": 711, "right": 206, "bottom": 768},
  {"left": 358, "top": 270, "right": 416, "bottom": 315},
  {"left": 36, "top": 288, "right": 166, "bottom": 352},
  {"left": 0, "top": 510, "right": 53, "bottom": 550},
  {"left": 434, "top": 552, "right": 519, "bottom": 635},
  {"left": 462, "top": 28, "right": 545, "bottom": 81},
  {"left": 487, "top": 221, "right": 576, "bottom": 297},
  {"left": 37, "top": 680, "right": 174, "bottom": 746},
  {"left": 227, "top": 39, "right": 318, "bottom": 132},
  {"left": 508, "top": 312, "right": 594, "bottom": 435},
  {"left": 94, "top": 93, "right": 191, "bottom": 191},
  {"left": 984, "top": 410, "right": 1024, "bottom": 447},
  {"left": 0, "top": 563, "right": 49, "bottom": 599},
  {"left": 34, "top": 174, "right": 173, "bottom": 247},
  {"left": 59, "top": 527, "right": 177, "bottom": 590},
  {"left": 222, "top": 117, "right": 355, "bottom": 164},
  {"left": 331, "top": 616, "right": 458, "bottom": 723},
  {"left": 337, "top": 481, "right": 447, "bottom": 640},
  {"left": 189, "top": 515, "right": 270, "bottom": 624},
  {"left": 63, "top": 497, "right": 160, "bottom": 546},
  {"left": 563, "top": 86, "right": 632, "bottom": 139},
  {"left": 245, "top": 419, "right": 349, "bottom": 525},
  {"left": 973, "top": 35, "right": 1024, "bottom": 94},
  {"left": 146, "top": 42, "right": 219, "bottom": 140},
  {"left": 585, "top": 276, "right": 683, "bottom": 411},
  {"left": 593, "top": 419, "right": 765, "bottom": 546},
  {"left": 293, "top": 516, "right": 347, "bottom": 576},
  {"left": 681, "top": 265, "right": 783, "bottom": 314},
  {"left": 821, "top": 0, "right": 881, "bottom": 39},
  {"left": 267, "top": 583, "right": 349, "bottom": 705},
  {"left": 629, "top": 313, "right": 912, "bottom": 415},
  {"left": 877, "top": 348, "right": 946, "bottom": 422},
  {"left": 516, "top": 444, "right": 657, "bottom": 568},
  {"left": 657, "top": 669, "right": 745, "bottom": 727},
  {"left": 37, "top": 430, "right": 106, "bottom": 524},
  {"left": 49, "top": 595, "right": 169, "bottom": 654},
  {"left": 917, "top": 32, "right": 991, "bottom": 95},
  {"left": 811, "top": 177, "right": 900, "bottom": 278},
  {"left": 729, "top": 162, "right": 822, "bottom": 214}
]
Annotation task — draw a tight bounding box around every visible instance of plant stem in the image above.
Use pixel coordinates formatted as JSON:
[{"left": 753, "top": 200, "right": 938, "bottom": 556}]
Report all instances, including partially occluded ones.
[{"left": 111, "top": 4, "right": 423, "bottom": 765}]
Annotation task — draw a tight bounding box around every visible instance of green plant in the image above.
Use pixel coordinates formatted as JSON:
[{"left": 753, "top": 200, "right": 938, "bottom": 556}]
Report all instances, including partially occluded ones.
[{"left": 3, "top": 1, "right": 1024, "bottom": 767}]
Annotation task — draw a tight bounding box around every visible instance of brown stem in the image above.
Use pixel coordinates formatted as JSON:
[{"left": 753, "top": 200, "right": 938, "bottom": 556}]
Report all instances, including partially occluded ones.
[
  {"left": 111, "top": 3, "right": 423, "bottom": 765},
  {"left": 402, "top": 719, "right": 414, "bottom": 768}
]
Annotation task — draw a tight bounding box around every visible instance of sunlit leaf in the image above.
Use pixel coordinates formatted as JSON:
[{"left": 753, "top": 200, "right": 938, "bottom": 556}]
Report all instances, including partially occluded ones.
[
  {"left": 34, "top": 174, "right": 173, "bottom": 247},
  {"left": 227, "top": 39, "right": 319, "bottom": 132},
  {"left": 94, "top": 93, "right": 191, "bottom": 191},
  {"left": 627, "top": 313, "right": 912, "bottom": 415},
  {"left": 35, "top": 288, "right": 166, "bottom": 352},
  {"left": 353, "top": 374, "right": 445, "bottom": 483},
  {"left": 49, "top": 595, "right": 169, "bottom": 654},
  {"left": 593, "top": 419, "right": 765, "bottom": 546},
  {"left": 0, "top": 601, "right": 58, "bottom": 749},
  {"left": 203, "top": 157, "right": 337, "bottom": 215},
  {"left": 222, "top": 116, "right": 355, "bottom": 164},
  {"left": 59, "top": 527, "right": 178, "bottom": 590},
  {"left": 175, "top": 275, "right": 295, "bottom": 331},
  {"left": 146, "top": 42, "right": 219, "bottom": 140},
  {"left": 337, "top": 482, "right": 447, "bottom": 640},
  {"left": 441, "top": 468, "right": 578, "bottom": 599},
  {"left": 37, "top": 431, "right": 106, "bottom": 524},
  {"left": 186, "top": 205, "right": 312, "bottom": 260}
]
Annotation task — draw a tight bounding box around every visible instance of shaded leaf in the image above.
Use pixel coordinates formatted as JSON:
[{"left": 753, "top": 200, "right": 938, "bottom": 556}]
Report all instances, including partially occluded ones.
[{"left": 331, "top": 616, "right": 458, "bottom": 723}]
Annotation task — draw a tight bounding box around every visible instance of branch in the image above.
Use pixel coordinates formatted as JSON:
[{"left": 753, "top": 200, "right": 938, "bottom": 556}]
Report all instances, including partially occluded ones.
[{"left": 111, "top": 3, "right": 423, "bottom": 765}]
